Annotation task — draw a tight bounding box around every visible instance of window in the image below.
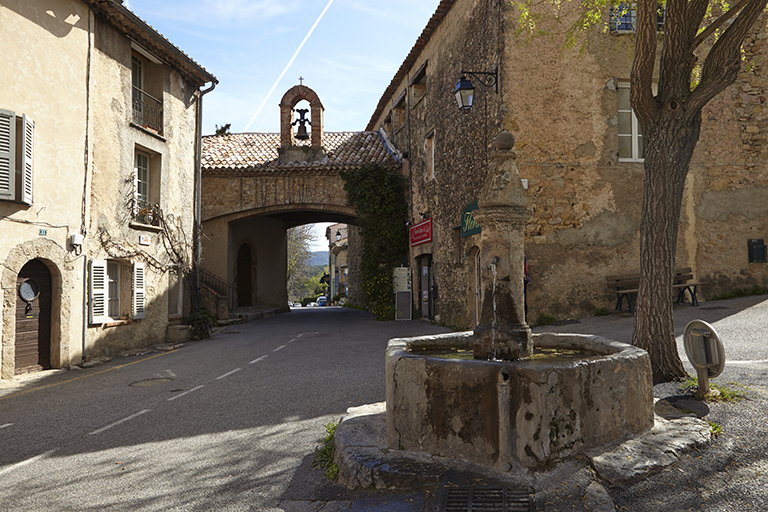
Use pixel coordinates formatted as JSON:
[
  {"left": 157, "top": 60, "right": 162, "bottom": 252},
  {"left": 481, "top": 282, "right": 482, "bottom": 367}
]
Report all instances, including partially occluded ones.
[
  {"left": 610, "top": 3, "right": 665, "bottom": 33},
  {"left": 131, "top": 52, "right": 163, "bottom": 134},
  {"left": 168, "top": 268, "right": 182, "bottom": 317},
  {"left": 393, "top": 93, "right": 407, "bottom": 133},
  {"left": 107, "top": 261, "right": 120, "bottom": 319},
  {"left": 424, "top": 130, "right": 435, "bottom": 181},
  {"left": 410, "top": 62, "right": 427, "bottom": 106},
  {"left": 133, "top": 147, "right": 161, "bottom": 226},
  {"left": 0, "top": 108, "right": 34, "bottom": 205},
  {"left": 89, "top": 260, "right": 145, "bottom": 324},
  {"left": 618, "top": 83, "right": 647, "bottom": 161}
]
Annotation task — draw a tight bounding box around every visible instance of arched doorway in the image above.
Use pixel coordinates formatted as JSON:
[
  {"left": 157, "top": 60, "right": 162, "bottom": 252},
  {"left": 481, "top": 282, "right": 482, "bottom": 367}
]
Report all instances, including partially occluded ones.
[
  {"left": 236, "top": 243, "right": 253, "bottom": 307},
  {"left": 15, "top": 259, "right": 52, "bottom": 374}
]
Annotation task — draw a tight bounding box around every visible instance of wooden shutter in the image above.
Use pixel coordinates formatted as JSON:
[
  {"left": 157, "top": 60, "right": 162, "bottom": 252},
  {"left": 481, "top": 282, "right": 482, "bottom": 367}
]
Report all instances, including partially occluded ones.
[
  {"left": 133, "top": 261, "right": 146, "bottom": 319},
  {"left": 89, "top": 260, "right": 107, "bottom": 325},
  {"left": 0, "top": 109, "right": 15, "bottom": 201},
  {"left": 20, "top": 114, "right": 33, "bottom": 205}
]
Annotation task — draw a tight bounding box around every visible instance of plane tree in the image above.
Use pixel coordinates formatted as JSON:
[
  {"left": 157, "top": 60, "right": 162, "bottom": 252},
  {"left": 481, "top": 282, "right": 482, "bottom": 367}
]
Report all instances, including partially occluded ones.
[{"left": 515, "top": 0, "right": 768, "bottom": 381}]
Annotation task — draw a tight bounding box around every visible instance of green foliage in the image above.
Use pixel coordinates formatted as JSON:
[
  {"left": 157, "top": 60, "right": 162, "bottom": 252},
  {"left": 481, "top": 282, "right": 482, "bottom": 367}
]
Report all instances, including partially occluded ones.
[
  {"left": 709, "top": 285, "right": 768, "bottom": 301},
  {"left": 680, "top": 376, "right": 747, "bottom": 402},
  {"left": 594, "top": 306, "right": 611, "bottom": 317},
  {"left": 342, "top": 164, "right": 409, "bottom": 320},
  {"left": 536, "top": 313, "right": 559, "bottom": 326},
  {"left": 214, "top": 123, "right": 231, "bottom": 135},
  {"left": 311, "top": 422, "right": 339, "bottom": 480},
  {"left": 183, "top": 305, "right": 215, "bottom": 340},
  {"left": 708, "top": 420, "right": 723, "bottom": 438}
]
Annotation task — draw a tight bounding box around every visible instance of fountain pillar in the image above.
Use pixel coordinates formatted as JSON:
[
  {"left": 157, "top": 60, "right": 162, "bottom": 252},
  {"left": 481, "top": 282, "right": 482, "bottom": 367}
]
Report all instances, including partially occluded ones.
[{"left": 473, "top": 131, "right": 532, "bottom": 360}]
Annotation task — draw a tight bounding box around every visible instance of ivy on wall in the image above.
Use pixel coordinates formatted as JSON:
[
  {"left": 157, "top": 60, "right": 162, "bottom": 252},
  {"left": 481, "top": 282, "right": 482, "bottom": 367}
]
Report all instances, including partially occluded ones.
[{"left": 342, "top": 164, "right": 409, "bottom": 320}]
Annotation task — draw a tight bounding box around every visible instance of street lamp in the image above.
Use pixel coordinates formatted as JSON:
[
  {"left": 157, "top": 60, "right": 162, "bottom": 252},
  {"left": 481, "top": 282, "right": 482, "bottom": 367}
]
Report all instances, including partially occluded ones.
[
  {"left": 454, "top": 69, "right": 498, "bottom": 112},
  {"left": 336, "top": 230, "right": 342, "bottom": 241}
]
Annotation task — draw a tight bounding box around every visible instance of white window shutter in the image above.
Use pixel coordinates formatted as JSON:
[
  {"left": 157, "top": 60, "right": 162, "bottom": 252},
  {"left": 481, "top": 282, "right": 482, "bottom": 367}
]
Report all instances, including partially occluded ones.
[
  {"left": 0, "top": 109, "right": 15, "bottom": 201},
  {"left": 89, "top": 259, "right": 107, "bottom": 325},
  {"left": 133, "top": 261, "right": 146, "bottom": 319},
  {"left": 20, "top": 114, "right": 33, "bottom": 205}
]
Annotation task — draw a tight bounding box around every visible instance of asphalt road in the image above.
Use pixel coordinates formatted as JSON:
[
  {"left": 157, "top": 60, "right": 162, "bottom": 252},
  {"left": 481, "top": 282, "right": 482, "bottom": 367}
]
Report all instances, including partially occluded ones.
[{"left": 0, "top": 307, "right": 451, "bottom": 511}]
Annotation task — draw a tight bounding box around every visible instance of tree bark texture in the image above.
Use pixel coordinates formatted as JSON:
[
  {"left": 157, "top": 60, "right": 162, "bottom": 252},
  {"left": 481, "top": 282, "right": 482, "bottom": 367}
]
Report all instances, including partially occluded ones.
[{"left": 629, "top": 0, "right": 767, "bottom": 381}]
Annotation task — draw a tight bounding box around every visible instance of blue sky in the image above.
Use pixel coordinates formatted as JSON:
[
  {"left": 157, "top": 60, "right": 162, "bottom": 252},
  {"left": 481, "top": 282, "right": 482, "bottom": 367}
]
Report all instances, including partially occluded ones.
[
  {"left": 124, "top": 0, "right": 440, "bottom": 135},
  {"left": 124, "top": 0, "right": 441, "bottom": 250}
]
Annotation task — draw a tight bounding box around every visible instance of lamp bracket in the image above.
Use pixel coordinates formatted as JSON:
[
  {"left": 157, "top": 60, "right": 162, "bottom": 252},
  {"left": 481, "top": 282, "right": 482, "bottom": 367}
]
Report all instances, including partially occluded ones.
[{"left": 461, "top": 70, "right": 498, "bottom": 93}]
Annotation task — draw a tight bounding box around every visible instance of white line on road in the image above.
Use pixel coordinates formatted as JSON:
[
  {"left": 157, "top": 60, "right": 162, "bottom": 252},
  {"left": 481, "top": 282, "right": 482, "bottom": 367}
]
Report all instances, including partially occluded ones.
[
  {"left": 215, "top": 368, "right": 242, "bottom": 380},
  {"left": 0, "top": 450, "right": 56, "bottom": 476},
  {"left": 727, "top": 359, "right": 768, "bottom": 365},
  {"left": 287, "top": 333, "right": 305, "bottom": 343},
  {"left": 88, "top": 410, "right": 150, "bottom": 435},
  {"left": 249, "top": 355, "right": 267, "bottom": 364},
  {"left": 167, "top": 385, "right": 205, "bottom": 401},
  {"left": 273, "top": 345, "right": 286, "bottom": 352},
  {"left": 0, "top": 423, "right": 12, "bottom": 429}
]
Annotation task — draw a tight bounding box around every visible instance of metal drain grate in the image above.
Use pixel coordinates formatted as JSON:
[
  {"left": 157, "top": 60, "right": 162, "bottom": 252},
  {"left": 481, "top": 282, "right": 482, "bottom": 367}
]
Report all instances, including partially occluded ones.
[{"left": 441, "top": 487, "right": 535, "bottom": 512}]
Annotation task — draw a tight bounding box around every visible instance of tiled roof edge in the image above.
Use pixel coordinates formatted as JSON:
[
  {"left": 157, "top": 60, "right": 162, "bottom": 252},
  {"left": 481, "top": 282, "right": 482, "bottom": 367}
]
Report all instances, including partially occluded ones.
[
  {"left": 86, "top": 0, "right": 217, "bottom": 87},
  {"left": 364, "top": 0, "right": 456, "bottom": 131}
]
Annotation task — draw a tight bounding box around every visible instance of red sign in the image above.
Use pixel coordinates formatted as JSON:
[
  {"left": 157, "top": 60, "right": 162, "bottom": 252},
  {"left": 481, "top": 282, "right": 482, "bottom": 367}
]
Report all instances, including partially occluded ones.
[{"left": 410, "top": 218, "right": 432, "bottom": 246}]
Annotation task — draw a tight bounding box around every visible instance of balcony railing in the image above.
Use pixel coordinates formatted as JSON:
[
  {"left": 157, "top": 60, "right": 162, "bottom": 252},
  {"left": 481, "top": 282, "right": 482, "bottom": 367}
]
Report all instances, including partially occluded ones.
[
  {"left": 132, "top": 86, "right": 163, "bottom": 134},
  {"left": 133, "top": 198, "right": 162, "bottom": 227}
]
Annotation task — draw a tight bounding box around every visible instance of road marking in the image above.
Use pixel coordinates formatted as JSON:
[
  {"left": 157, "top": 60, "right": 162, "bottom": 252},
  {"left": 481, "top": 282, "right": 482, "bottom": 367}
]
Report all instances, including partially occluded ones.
[
  {"left": 273, "top": 345, "right": 286, "bottom": 352},
  {"left": 89, "top": 409, "right": 150, "bottom": 435},
  {"left": 215, "top": 368, "right": 242, "bottom": 380},
  {"left": 0, "top": 450, "right": 56, "bottom": 477},
  {"left": 727, "top": 359, "right": 768, "bottom": 365},
  {"left": 0, "top": 350, "right": 178, "bottom": 402},
  {"left": 249, "top": 355, "right": 267, "bottom": 364},
  {"left": 0, "top": 423, "right": 12, "bottom": 429},
  {"left": 287, "top": 333, "right": 305, "bottom": 344},
  {"left": 167, "top": 385, "right": 205, "bottom": 401}
]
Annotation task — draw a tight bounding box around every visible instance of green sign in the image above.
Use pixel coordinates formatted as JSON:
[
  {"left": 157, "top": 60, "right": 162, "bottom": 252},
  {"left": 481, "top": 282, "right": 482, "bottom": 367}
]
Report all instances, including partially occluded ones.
[{"left": 461, "top": 201, "right": 481, "bottom": 237}]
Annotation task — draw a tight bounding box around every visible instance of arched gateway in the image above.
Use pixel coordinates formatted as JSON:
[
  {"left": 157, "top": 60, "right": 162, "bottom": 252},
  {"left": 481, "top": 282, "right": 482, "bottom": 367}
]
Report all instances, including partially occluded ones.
[{"left": 200, "top": 85, "right": 400, "bottom": 313}]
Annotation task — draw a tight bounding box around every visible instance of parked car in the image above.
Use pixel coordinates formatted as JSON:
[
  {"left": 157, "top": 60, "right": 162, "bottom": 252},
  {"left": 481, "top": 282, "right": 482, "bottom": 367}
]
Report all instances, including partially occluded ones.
[{"left": 317, "top": 296, "right": 328, "bottom": 307}]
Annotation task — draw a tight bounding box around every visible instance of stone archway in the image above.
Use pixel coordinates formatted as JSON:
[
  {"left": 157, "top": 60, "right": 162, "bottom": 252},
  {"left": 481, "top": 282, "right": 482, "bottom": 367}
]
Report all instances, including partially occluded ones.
[
  {"left": 236, "top": 243, "right": 253, "bottom": 307},
  {"left": 1, "top": 238, "right": 73, "bottom": 379}
]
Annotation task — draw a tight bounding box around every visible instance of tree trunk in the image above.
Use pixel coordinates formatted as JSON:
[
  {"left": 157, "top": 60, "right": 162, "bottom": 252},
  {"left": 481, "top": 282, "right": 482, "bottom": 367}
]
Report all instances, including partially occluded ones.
[{"left": 631, "top": 111, "right": 700, "bottom": 382}]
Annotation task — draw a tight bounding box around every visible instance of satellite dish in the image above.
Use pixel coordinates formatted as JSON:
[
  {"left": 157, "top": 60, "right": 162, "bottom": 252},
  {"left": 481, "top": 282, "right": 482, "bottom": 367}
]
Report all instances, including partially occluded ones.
[{"left": 683, "top": 320, "right": 726, "bottom": 395}]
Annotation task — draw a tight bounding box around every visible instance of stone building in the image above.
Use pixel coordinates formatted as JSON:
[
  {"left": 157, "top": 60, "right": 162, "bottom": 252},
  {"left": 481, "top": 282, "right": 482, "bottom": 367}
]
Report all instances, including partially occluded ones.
[
  {"left": 326, "top": 223, "right": 349, "bottom": 302},
  {"left": 0, "top": 0, "right": 215, "bottom": 379},
  {"left": 200, "top": 85, "right": 398, "bottom": 312},
  {"left": 366, "top": 0, "right": 768, "bottom": 327}
]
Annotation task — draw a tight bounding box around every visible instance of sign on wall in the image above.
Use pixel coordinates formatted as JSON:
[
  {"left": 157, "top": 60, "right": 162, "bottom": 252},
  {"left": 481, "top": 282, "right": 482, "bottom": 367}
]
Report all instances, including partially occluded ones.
[
  {"left": 461, "top": 201, "right": 481, "bottom": 237},
  {"left": 410, "top": 218, "right": 432, "bottom": 246}
]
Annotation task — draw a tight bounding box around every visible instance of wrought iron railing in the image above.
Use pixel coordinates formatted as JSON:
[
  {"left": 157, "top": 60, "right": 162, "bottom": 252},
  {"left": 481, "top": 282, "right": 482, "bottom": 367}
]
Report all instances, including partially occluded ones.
[
  {"left": 133, "top": 198, "right": 162, "bottom": 227},
  {"left": 132, "top": 86, "right": 163, "bottom": 134},
  {"left": 200, "top": 269, "right": 236, "bottom": 312}
]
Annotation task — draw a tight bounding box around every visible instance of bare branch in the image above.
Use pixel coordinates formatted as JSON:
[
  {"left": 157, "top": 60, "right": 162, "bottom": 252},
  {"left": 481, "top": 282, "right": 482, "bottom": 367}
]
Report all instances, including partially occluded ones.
[{"left": 692, "top": 0, "right": 752, "bottom": 50}]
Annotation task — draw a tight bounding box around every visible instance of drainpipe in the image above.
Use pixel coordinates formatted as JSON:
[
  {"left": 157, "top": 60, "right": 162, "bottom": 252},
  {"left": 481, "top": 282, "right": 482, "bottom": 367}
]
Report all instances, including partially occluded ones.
[{"left": 194, "top": 80, "right": 216, "bottom": 311}]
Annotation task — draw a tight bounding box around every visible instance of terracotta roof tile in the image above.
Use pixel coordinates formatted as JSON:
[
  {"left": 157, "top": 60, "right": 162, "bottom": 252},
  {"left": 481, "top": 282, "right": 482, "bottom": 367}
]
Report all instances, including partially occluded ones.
[{"left": 202, "top": 132, "right": 400, "bottom": 174}]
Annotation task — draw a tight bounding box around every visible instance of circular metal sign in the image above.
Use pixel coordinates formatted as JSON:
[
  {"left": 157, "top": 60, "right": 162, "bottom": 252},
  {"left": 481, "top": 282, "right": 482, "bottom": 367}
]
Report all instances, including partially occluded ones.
[
  {"left": 683, "top": 320, "right": 726, "bottom": 378},
  {"left": 18, "top": 278, "right": 40, "bottom": 303}
]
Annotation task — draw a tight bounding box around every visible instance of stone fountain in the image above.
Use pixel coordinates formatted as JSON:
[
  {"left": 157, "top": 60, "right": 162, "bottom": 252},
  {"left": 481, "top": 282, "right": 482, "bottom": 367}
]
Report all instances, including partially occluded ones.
[{"left": 385, "top": 132, "right": 654, "bottom": 470}]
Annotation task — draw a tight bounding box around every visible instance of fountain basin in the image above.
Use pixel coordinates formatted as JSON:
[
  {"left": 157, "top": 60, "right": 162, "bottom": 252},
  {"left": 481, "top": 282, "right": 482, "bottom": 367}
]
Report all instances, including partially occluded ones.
[{"left": 385, "top": 331, "right": 653, "bottom": 470}]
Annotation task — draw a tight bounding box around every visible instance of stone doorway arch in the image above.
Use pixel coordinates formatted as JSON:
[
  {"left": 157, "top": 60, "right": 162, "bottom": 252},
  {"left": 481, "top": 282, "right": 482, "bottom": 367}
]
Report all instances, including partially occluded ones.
[
  {"left": 15, "top": 259, "right": 52, "bottom": 374},
  {"left": 1, "top": 238, "right": 73, "bottom": 379}
]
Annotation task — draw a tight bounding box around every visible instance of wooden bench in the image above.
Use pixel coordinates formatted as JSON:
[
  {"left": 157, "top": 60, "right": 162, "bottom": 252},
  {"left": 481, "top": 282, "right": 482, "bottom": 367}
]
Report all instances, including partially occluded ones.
[{"left": 606, "top": 267, "right": 706, "bottom": 313}]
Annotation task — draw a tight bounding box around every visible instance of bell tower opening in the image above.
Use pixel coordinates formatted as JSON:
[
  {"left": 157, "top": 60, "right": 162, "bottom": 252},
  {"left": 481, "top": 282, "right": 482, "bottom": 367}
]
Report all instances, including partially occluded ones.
[{"left": 278, "top": 83, "right": 326, "bottom": 164}]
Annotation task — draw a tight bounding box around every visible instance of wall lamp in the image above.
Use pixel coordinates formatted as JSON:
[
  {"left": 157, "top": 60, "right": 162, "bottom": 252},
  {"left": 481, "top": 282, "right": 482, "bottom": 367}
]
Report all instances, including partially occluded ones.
[
  {"left": 336, "top": 230, "right": 342, "bottom": 241},
  {"left": 454, "top": 69, "right": 498, "bottom": 112}
]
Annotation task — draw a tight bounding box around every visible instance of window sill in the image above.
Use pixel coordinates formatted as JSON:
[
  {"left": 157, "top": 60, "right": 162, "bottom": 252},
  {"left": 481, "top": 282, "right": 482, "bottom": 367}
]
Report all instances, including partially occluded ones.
[
  {"left": 130, "top": 122, "right": 167, "bottom": 142},
  {"left": 168, "top": 315, "right": 183, "bottom": 321},
  {"left": 129, "top": 221, "right": 163, "bottom": 233},
  {"left": 104, "top": 319, "right": 133, "bottom": 328},
  {"left": 618, "top": 158, "right": 645, "bottom": 163}
]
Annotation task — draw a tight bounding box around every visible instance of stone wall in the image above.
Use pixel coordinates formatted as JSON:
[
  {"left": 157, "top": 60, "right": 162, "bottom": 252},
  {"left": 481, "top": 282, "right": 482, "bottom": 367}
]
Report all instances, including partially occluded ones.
[{"left": 368, "top": 0, "right": 768, "bottom": 328}]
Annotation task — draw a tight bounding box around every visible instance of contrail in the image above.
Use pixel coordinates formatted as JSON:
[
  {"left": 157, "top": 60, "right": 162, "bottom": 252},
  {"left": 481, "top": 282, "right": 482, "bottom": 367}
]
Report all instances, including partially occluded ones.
[{"left": 243, "top": 0, "right": 335, "bottom": 132}]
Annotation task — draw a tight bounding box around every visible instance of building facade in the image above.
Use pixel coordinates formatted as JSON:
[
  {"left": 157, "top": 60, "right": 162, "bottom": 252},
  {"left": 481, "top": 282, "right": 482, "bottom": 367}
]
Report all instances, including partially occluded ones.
[
  {"left": 366, "top": 0, "right": 768, "bottom": 327},
  {"left": 0, "top": 0, "right": 215, "bottom": 379}
]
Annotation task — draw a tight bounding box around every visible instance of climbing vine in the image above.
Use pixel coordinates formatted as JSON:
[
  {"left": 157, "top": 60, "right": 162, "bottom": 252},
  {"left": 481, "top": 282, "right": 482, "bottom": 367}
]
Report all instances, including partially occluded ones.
[{"left": 342, "top": 164, "right": 409, "bottom": 320}]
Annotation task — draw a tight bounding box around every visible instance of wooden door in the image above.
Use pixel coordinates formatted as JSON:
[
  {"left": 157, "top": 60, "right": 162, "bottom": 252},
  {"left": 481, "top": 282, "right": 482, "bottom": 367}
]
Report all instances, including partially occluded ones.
[{"left": 15, "top": 259, "right": 52, "bottom": 374}]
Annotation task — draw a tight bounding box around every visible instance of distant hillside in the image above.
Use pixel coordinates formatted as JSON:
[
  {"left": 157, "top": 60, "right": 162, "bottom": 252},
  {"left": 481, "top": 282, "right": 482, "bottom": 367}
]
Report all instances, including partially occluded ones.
[{"left": 309, "top": 251, "right": 328, "bottom": 266}]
